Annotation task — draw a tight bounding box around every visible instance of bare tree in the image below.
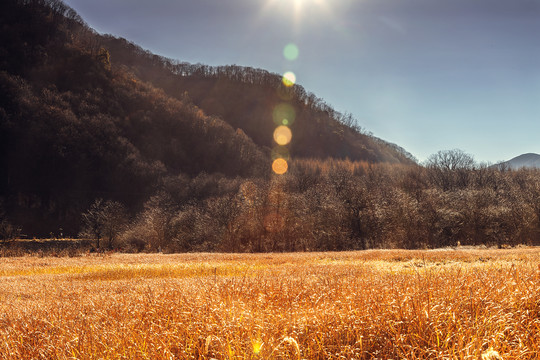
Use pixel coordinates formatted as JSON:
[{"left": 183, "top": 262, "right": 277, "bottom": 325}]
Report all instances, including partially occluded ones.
[
  {"left": 138, "top": 193, "right": 177, "bottom": 250},
  {"left": 102, "top": 201, "right": 128, "bottom": 249},
  {"left": 426, "top": 149, "right": 475, "bottom": 191},
  {"left": 80, "top": 199, "right": 105, "bottom": 248},
  {"left": 0, "top": 219, "right": 18, "bottom": 244},
  {"left": 80, "top": 199, "right": 128, "bottom": 249}
]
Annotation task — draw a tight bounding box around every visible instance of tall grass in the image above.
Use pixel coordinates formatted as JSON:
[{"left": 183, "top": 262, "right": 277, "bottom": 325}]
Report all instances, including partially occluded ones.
[{"left": 0, "top": 249, "right": 538, "bottom": 359}]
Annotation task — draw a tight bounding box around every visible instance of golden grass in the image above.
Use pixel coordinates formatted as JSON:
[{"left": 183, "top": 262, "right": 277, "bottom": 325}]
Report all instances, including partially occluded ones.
[{"left": 0, "top": 248, "right": 539, "bottom": 359}]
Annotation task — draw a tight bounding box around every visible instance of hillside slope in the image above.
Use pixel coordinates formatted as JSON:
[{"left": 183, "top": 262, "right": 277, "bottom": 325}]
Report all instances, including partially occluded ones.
[
  {"left": 98, "top": 36, "right": 415, "bottom": 164},
  {"left": 0, "top": 0, "right": 413, "bottom": 237}
]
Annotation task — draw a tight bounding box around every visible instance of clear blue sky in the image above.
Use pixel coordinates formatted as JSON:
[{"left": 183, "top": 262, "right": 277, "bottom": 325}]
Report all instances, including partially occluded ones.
[{"left": 63, "top": 0, "right": 540, "bottom": 164}]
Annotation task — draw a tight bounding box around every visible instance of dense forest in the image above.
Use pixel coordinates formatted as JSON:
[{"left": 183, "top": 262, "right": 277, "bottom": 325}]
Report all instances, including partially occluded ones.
[{"left": 1, "top": 0, "right": 540, "bottom": 251}]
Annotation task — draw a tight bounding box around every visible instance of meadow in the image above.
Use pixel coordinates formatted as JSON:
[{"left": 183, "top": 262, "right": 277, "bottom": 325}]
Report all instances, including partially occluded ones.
[{"left": 0, "top": 248, "right": 538, "bottom": 359}]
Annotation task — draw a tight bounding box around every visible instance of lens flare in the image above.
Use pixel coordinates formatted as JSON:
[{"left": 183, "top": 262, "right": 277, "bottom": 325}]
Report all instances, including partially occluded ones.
[
  {"left": 272, "top": 158, "right": 288, "bottom": 175},
  {"left": 282, "top": 71, "right": 296, "bottom": 87},
  {"left": 273, "top": 125, "right": 292, "bottom": 145},
  {"left": 277, "top": 86, "right": 294, "bottom": 101},
  {"left": 273, "top": 103, "right": 296, "bottom": 126},
  {"left": 283, "top": 43, "right": 299, "bottom": 61}
]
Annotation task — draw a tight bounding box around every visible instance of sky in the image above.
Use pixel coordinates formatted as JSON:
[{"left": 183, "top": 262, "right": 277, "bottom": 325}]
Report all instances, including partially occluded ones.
[{"left": 63, "top": 0, "right": 540, "bottom": 164}]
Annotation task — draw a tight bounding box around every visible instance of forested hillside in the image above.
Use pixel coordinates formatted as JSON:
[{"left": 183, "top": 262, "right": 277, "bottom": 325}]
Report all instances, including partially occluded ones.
[
  {"left": 0, "top": 0, "right": 269, "bottom": 235},
  {"left": 98, "top": 35, "right": 414, "bottom": 163},
  {"left": 0, "top": 0, "right": 412, "bottom": 238}
]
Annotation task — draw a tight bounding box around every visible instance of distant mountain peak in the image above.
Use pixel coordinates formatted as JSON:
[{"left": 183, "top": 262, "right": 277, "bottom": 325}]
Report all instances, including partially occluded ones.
[{"left": 500, "top": 153, "right": 540, "bottom": 169}]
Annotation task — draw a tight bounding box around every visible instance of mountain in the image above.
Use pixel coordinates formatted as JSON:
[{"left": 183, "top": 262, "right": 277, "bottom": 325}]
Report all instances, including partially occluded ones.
[
  {"left": 98, "top": 35, "right": 415, "bottom": 164},
  {"left": 499, "top": 153, "right": 540, "bottom": 170},
  {"left": 0, "top": 0, "right": 414, "bottom": 236}
]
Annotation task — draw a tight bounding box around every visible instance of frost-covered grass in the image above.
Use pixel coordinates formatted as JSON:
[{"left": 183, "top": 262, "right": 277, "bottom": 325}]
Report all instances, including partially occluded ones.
[{"left": 0, "top": 249, "right": 538, "bottom": 359}]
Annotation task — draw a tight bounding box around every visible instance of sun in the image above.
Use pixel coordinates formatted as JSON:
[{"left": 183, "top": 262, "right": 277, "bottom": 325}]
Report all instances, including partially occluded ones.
[
  {"left": 263, "top": 0, "right": 332, "bottom": 25},
  {"left": 290, "top": 0, "right": 321, "bottom": 13}
]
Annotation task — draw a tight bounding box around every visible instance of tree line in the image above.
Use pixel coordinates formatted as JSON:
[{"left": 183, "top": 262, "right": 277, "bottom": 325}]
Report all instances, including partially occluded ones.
[{"left": 73, "top": 150, "right": 540, "bottom": 252}]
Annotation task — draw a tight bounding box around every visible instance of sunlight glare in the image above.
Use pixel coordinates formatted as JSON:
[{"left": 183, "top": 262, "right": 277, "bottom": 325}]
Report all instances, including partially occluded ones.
[
  {"left": 263, "top": 0, "right": 334, "bottom": 28},
  {"left": 252, "top": 340, "right": 263, "bottom": 354}
]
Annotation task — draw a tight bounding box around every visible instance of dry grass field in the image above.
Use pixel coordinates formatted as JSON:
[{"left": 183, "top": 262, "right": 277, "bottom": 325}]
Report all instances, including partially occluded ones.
[{"left": 0, "top": 248, "right": 539, "bottom": 359}]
